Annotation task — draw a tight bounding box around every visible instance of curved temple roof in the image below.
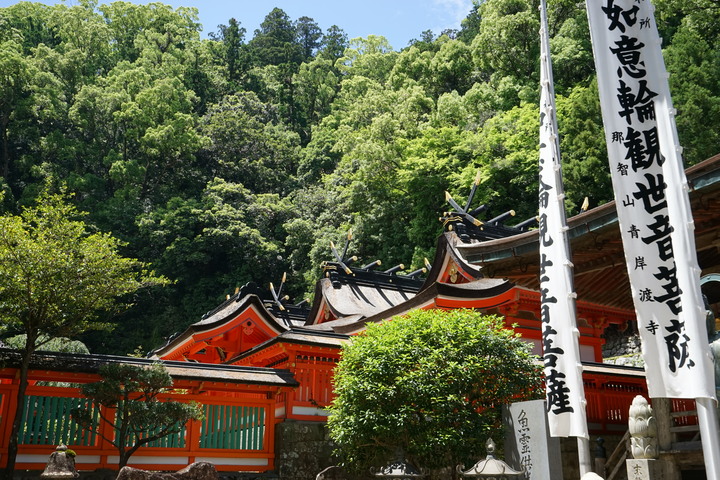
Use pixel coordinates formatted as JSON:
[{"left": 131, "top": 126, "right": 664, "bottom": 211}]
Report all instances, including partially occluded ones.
[{"left": 452, "top": 153, "right": 720, "bottom": 311}]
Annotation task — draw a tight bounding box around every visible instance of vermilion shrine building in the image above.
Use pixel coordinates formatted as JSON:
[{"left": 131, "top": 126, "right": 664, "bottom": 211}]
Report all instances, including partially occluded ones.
[{"left": 1, "top": 153, "right": 719, "bottom": 474}]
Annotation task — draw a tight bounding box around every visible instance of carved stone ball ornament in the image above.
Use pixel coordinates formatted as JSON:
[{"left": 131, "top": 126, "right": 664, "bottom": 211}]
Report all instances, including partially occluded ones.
[{"left": 628, "top": 395, "right": 658, "bottom": 459}]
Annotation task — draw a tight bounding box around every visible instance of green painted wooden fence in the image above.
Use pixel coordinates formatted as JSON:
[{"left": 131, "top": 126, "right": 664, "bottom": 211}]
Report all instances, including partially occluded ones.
[
  {"left": 17, "top": 395, "right": 267, "bottom": 452},
  {"left": 19, "top": 395, "right": 99, "bottom": 446},
  {"left": 200, "top": 404, "right": 265, "bottom": 450},
  {"left": 120, "top": 420, "right": 187, "bottom": 448},
  {"left": 99, "top": 399, "right": 189, "bottom": 448}
]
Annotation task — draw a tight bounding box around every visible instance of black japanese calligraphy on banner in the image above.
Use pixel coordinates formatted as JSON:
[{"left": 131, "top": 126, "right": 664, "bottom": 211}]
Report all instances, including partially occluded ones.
[
  {"left": 586, "top": 0, "right": 715, "bottom": 399},
  {"left": 539, "top": 0, "right": 588, "bottom": 438}
]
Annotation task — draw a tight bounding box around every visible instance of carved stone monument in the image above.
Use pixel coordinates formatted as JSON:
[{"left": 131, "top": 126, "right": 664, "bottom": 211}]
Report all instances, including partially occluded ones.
[
  {"left": 503, "top": 399, "right": 563, "bottom": 480},
  {"left": 40, "top": 445, "right": 78, "bottom": 479},
  {"left": 629, "top": 395, "right": 658, "bottom": 459},
  {"left": 627, "top": 395, "right": 664, "bottom": 480},
  {"left": 626, "top": 459, "right": 665, "bottom": 480}
]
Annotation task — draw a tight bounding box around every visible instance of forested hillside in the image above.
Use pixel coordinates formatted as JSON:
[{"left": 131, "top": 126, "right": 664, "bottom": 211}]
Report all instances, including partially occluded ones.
[{"left": 1, "top": 0, "right": 718, "bottom": 354}]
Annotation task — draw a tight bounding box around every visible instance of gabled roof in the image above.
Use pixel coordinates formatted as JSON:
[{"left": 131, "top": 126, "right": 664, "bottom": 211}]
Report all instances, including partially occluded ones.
[
  {"left": 323, "top": 229, "right": 520, "bottom": 334},
  {"left": 304, "top": 260, "right": 426, "bottom": 325},
  {"left": 332, "top": 277, "right": 516, "bottom": 334},
  {"left": 306, "top": 278, "right": 420, "bottom": 324},
  {"left": 419, "top": 231, "right": 483, "bottom": 286},
  {"left": 226, "top": 329, "right": 348, "bottom": 365},
  {"left": 150, "top": 292, "right": 289, "bottom": 360}
]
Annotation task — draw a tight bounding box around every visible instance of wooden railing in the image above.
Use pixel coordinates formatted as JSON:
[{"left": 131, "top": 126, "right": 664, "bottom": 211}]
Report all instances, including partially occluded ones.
[
  {"left": 0, "top": 356, "right": 666, "bottom": 474},
  {"left": 0, "top": 383, "right": 276, "bottom": 472},
  {"left": 604, "top": 430, "right": 630, "bottom": 480},
  {"left": 582, "top": 363, "right": 648, "bottom": 434},
  {"left": 278, "top": 354, "right": 337, "bottom": 421},
  {"left": 594, "top": 396, "right": 701, "bottom": 480}
]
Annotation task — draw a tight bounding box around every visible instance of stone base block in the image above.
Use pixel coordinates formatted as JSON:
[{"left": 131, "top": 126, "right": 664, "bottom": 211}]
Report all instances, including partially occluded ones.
[{"left": 626, "top": 458, "right": 665, "bottom": 480}]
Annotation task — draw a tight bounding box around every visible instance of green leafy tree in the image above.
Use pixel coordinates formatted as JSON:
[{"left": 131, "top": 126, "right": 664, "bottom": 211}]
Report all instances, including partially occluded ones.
[
  {"left": 457, "top": 2, "right": 482, "bottom": 44},
  {"left": 397, "top": 126, "right": 471, "bottom": 259},
  {"left": 68, "top": 59, "right": 208, "bottom": 229},
  {"left": 556, "top": 82, "right": 611, "bottom": 212},
  {"left": 126, "top": 178, "right": 296, "bottom": 347},
  {"left": 248, "top": 8, "right": 302, "bottom": 67},
  {"left": 72, "top": 362, "right": 203, "bottom": 469},
  {"left": 429, "top": 38, "right": 474, "bottom": 95},
  {"left": 209, "top": 17, "right": 248, "bottom": 86},
  {"left": 98, "top": 2, "right": 201, "bottom": 65},
  {"left": 663, "top": 17, "right": 720, "bottom": 164},
  {"left": 295, "top": 16, "right": 322, "bottom": 61},
  {"left": 318, "top": 25, "right": 348, "bottom": 62},
  {"left": 338, "top": 36, "right": 398, "bottom": 83},
  {"left": 388, "top": 45, "right": 433, "bottom": 92},
  {"left": 0, "top": 3, "right": 59, "bottom": 53},
  {"left": 4, "top": 334, "right": 89, "bottom": 354},
  {"left": 547, "top": 5, "right": 595, "bottom": 92},
  {"left": 293, "top": 57, "right": 340, "bottom": 143},
  {"left": 458, "top": 101, "right": 540, "bottom": 220},
  {"left": 408, "top": 30, "right": 438, "bottom": 52},
  {"left": 0, "top": 39, "right": 33, "bottom": 188},
  {"left": 199, "top": 92, "right": 300, "bottom": 194},
  {"left": 328, "top": 309, "right": 542, "bottom": 473},
  {"left": 471, "top": 0, "right": 539, "bottom": 82},
  {"left": 0, "top": 191, "right": 167, "bottom": 476}
]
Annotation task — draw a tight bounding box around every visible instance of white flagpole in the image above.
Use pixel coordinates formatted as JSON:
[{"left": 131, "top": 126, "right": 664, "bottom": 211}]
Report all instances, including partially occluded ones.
[
  {"left": 538, "top": 0, "right": 591, "bottom": 474},
  {"left": 696, "top": 399, "right": 720, "bottom": 479}
]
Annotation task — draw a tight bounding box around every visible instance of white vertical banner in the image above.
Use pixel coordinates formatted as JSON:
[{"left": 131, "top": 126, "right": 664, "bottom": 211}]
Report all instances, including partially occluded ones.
[
  {"left": 538, "top": 0, "right": 589, "bottom": 439},
  {"left": 586, "top": 0, "right": 715, "bottom": 400}
]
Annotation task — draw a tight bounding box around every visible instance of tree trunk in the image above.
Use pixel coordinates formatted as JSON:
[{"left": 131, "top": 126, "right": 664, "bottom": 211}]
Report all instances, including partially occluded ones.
[
  {"left": 116, "top": 399, "right": 131, "bottom": 470},
  {"left": 118, "top": 450, "right": 129, "bottom": 470},
  {"left": 4, "top": 346, "right": 34, "bottom": 480}
]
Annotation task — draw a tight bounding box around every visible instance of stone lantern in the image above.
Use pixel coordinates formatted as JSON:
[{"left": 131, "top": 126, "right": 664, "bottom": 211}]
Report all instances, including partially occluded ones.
[
  {"left": 371, "top": 449, "right": 427, "bottom": 480},
  {"left": 40, "top": 445, "right": 79, "bottom": 479},
  {"left": 456, "top": 439, "right": 523, "bottom": 480}
]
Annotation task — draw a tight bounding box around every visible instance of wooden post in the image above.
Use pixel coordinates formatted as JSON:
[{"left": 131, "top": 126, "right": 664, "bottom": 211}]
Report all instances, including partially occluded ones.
[
  {"left": 186, "top": 407, "right": 202, "bottom": 464},
  {"left": 593, "top": 437, "right": 607, "bottom": 476},
  {"left": 0, "top": 382, "right": 20, "bottom": 469},
  {"left": 653, "top": 398, "right": 681, "bottom": 480}
]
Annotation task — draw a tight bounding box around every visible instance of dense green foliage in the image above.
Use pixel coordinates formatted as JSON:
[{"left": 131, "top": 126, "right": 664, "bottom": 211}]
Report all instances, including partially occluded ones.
[
  {"left": 0, "top": 191, "right": 165, "bottom": 343},
  {"left": 3, "top": 334, "right": 90, "bottom": 354},
  {"left": 1, "top": 0, "right": 718, "bottom": 354},
  {"left": 72, "top": 363, "right": 203, "bottom": 468},
  {"left": 327, "top": 309, "right": 543, "bottom": 472},
  {"left": 0, "top": 190, "right": 166, "bottom": 475}
]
